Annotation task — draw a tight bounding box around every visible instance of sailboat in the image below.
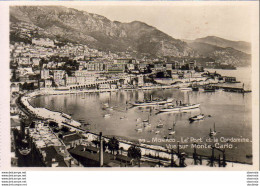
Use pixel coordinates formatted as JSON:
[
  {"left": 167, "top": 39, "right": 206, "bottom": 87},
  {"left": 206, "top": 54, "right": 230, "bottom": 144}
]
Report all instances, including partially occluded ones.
[
  {"left": 143, "top": 114, "right": 151, "bottom": 127},
  {"left": 169, "top": 122, "right": 176, "bottom": 135},
  {"left": 156, "top": 118, "right": 164, "bottom": 128},
  {"left": 209, "top": 123, "right": 217, "bottom": 137}
]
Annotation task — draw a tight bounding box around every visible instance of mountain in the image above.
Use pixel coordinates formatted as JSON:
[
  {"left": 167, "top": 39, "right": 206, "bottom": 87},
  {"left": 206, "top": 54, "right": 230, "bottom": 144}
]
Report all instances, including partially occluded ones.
[
  {"left": 10, "top": 6, "right": 194, "bottom": 57},
  {"left": 194, "top": 36, "right": 251, "bottom": 54},
  {"left": 187, "top": 41, "right": 251, "bottom": 67},
  {"left": 10, "top": 6, "right": 251, "bottom": 67}
]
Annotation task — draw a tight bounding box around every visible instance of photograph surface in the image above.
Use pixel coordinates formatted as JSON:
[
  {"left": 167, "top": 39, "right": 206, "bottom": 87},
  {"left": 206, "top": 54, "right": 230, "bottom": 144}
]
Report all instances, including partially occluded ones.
[{"left": 9, "top": 3, "right": 258, "bottom": 169}]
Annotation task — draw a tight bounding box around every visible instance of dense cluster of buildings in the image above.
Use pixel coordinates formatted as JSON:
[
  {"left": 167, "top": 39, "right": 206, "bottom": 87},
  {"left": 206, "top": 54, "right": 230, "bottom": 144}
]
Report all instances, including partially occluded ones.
[{"left": 10, "top": 35, "right": 211, "bottom": 94}]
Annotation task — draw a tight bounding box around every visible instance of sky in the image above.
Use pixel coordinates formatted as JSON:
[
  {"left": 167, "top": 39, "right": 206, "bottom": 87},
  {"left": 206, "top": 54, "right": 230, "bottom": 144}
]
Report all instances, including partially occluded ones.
[{"left": 66, "top": 4, "right": 253, "bottom": 42}]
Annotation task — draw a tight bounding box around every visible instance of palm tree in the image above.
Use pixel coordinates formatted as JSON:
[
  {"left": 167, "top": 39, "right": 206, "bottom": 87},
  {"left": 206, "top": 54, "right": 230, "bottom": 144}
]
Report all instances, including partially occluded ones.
[
  {"left": 127, "top": 145, "right": 142, "bottom": 166},
  {"left": 107, "top": 137, "right": 119, "bottom": 155},
  {"left": 119, "top": 147, "right": 124, "bottom": 155}
]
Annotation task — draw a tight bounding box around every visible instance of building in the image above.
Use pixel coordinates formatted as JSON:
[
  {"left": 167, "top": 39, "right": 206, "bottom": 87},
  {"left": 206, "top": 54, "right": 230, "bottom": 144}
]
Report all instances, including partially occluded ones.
[
  {"left": 53, "top": 70, "right": 66, "bottom": 86},
  {"left": 44, "top": 80, "right": 52, "bottom": 88},
  {"left": 32, "top": 38, "right": 55, "bottom": 47},
  {"left": 31, "top": 58, "right": 41, "bottom": 67},
  {"left": 66, "top": 76, "right": 77, "bottom": 86},
  {"left": 166, "top": 63, "right": 173, "bottom": 71},
  {"left": 63, "top": 133, "right": 83, "bottom": 149},
  {"left": 189, "top": 61, "right": 196, "bottom": 70},
  {"left": 223, "top": 76, "right": 237, "bottom": 83},
  {"left": 106, "top": 64, "right": 125, "bottom": 73},
  {"left": 99, "top": 84, "right": 110, "bottom": 89},
  {"left": 10, "top": 83, "right": 20, "bottom": 93},
  {"left": 86, "top": 62, "right": 104, "bottom": 71},
  {"left": 69, "top": 145, "right": 128, "bottom": 167},
  {"left": 138, "top": 75, "right": 144, "bottom": 87},
  {"left": 126, "top": 64, "right": 135, "bottom": 71},
  {"left": 41, "top": 69, "right": 50, "bottom": 80},
  {"left": 74, "top": 70, "right": 97, "bottom": 85}
]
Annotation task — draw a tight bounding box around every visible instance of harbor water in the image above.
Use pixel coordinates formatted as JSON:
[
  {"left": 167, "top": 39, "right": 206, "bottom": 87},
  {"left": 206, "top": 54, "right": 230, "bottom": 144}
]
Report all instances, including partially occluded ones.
[{"left": 30, "top": 67, "right": 252, "bottom": 164}]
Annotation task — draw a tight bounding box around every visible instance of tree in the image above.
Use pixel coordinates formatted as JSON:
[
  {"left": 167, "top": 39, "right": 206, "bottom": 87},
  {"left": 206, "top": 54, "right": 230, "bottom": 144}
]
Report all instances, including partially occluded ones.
[
  {"left": 91, "top": 139, "right": 107, "bottom": 151},
  {"left": 58, "top": 134, "right": 63, "bottom": 139},
  {"left": 60, "top": 126, "right": 70, "bottom": 133},
  {"left": 107, "top": 137, "right": 119, "bottom": 155},
  {"left": 127, "top": 145, "right": 142, "bottom": 166},
  {"left": 49, "top": 121, "right": 58, "bottom": 128},
  {"left": 119, "top": 147, "right": 124, "bottom": 155}
]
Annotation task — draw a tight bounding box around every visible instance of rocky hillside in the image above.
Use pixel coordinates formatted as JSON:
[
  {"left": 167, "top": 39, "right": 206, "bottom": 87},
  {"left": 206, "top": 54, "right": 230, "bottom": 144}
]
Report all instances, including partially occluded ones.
[
  {"left": 194, "top": 36, "right": 251, "bottom": 54},
  {"left": 10, "top": 6, "right": 251, "bottom": 66},
  {"left": 10, "top": 6, "right": 194, "bottom": 57},
  {"left": 187, "top": 41, "right": 251, "bottom": 67}
]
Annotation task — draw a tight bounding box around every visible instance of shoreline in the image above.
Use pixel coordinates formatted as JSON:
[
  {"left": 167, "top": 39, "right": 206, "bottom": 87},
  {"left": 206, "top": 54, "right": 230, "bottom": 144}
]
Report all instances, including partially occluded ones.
[{"left": 17, "top": 87, "right": 253, "bottom": 168}]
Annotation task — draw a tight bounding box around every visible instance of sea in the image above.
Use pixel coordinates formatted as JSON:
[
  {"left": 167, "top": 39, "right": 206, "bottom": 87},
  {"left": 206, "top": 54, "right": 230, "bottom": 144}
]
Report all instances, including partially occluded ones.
[{"left": 30, "top": 67, "right": 253, "bottom": 164}]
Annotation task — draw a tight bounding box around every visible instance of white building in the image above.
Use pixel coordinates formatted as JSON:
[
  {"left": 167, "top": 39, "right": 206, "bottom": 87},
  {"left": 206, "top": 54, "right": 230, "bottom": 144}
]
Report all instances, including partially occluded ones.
[
  {"left": 53, "top": 70, "right": 66, "bottom": 86},
  {"left": 32, "top": 38, "right": 55, "bottom": 47},
  {"left": 41, "top": 69, "right": 50, "bottom": 80}
]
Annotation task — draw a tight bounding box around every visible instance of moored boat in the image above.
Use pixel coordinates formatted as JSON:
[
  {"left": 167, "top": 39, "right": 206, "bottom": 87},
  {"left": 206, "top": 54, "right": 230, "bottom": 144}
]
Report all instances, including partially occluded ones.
[
  {"left": 159, "top": 103, "right": 200, "bottom": 112},
  {"left": 189, "top": 114, "right": 205, "bottom": 122},
  {"left": 179, "top": 87, "right": 192, "bottom": 91},
  {"left": 133, "top": 96, "right": 173, "bottom": 106},
  {"left": 209, "top": 123, "right": 217, "bottom": 137},
  {"left": 135, "top": 128, "right": 143, "bottom": 132},
  {"left": 169, "top": 122, "right": 176, "bottom": 135},
  {"left": 203, "top": 85, "right": 215, "bottom": 92},
  {"left": 192, "top": 86, "right": 199, "bottom": 91}
]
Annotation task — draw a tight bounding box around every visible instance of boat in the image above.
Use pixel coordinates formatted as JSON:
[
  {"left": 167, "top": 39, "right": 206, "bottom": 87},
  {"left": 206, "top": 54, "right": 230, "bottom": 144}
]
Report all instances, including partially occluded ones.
[
  {"left": 156, "top": 123, "right": 164, "bottom": 128},
  {"left": 103, "top": 103, "right": 109, "bottom": 108},
  {"left": 135, "top": 128, "right": 143, "bottom": 132},
  {"left": 180, "top": 103, "right": 200, "bottom": 110},
  {"left": 143, "top": 114, "right": 151, "bottom": 127},
  {"left": 203, "top": 85, "right": 215, "bottom": 92},
  {"left": 155, "top": 131, "right": 160, "bottom": 134},
  {"left": 136, "top": 118, "right": 141, "bottom": 122},
  {"left": 159, "top": 103, "right": 200, "bottom": 112},
  {"left": 120, "top": 116, "right": 126, "bottom": 120},
  {"left": 179, "top": 87, "right": 192, "bottom": 91},
  {"left": 189, "top": 114, "right": 205, "bottom": 122},
  {"left": 209, "top": 123, "right": 217, "bottom": 137},
  {"left": 54, "top": 87, "right": 70, "bottom": 91},
  {"left": 191, "top": 84, "right": 199, "bottom": 91},
  {"left": 133, "top": 95, "right": 173, "bottom": 106},
  {"left": 156, "top": 119, "right": 163, "bottom": 128},
  {"left": 169, "top": 122, "right": 176, "bottom": 135},
  {"left": 104, "top": 114, "right": 111, "bottom": 118}
]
